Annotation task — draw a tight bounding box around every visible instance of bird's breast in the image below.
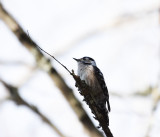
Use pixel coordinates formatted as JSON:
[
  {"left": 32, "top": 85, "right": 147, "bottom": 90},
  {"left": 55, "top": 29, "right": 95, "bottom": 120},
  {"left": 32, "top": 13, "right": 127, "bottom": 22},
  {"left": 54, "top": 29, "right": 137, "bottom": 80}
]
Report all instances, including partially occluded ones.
[{"left": 78, "top": 65, "right": 95, "bottom": 86}]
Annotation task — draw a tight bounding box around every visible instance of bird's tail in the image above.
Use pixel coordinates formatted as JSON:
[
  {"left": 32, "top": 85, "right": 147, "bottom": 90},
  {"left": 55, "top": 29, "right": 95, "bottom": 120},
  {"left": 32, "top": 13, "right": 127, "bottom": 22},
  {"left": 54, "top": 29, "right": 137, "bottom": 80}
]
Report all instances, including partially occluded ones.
[{"left": 98, "top": 103, "right": 109, "bottom": 126}]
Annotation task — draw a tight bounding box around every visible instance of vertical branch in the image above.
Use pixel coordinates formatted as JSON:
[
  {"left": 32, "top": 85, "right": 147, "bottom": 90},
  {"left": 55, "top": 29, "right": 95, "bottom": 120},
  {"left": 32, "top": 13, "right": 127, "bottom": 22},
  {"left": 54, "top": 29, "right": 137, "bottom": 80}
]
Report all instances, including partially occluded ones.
[{"left": 133, "top": 86, "right": 160, "bottom": 137}]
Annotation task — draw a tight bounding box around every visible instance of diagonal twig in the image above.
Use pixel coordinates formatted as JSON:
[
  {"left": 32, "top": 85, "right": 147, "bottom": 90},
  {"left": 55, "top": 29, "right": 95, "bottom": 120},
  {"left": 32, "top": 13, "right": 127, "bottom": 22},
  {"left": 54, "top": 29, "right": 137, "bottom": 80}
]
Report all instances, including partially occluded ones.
[{"left": 27, "top": 31, "right": 72, "bottom": 75}]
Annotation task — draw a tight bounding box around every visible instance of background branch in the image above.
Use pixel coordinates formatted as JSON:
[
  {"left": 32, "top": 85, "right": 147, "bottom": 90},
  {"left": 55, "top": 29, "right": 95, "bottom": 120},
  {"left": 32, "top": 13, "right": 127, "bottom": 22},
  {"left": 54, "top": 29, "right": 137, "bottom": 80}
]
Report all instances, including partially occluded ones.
[{"left": 0, "top": 79, "right": 65, "bottom": 137}]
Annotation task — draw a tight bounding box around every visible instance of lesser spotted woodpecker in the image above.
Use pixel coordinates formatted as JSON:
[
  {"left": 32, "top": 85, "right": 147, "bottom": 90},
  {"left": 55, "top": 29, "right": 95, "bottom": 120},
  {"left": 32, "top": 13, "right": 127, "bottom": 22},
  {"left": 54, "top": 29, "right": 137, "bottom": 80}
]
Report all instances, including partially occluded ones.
[{"left": 73, "top": 56, "right": 111, "bottom": 112}]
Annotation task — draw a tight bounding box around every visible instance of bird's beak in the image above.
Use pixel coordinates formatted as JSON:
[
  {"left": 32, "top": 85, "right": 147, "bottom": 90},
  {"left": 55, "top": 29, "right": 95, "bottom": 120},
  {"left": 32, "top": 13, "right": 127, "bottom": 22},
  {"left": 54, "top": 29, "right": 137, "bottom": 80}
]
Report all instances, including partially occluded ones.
[{"left": 73, "top": 58, "right": 80, "bottom": 62}]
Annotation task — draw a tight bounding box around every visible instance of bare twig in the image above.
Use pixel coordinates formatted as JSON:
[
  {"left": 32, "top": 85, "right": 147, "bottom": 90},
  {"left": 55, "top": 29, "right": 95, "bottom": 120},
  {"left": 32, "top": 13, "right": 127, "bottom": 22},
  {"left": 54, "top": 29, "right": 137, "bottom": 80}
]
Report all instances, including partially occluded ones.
[
  {"left": 145, "top": 88, "right": 160, "bottom": 137},
  {"left": 27, "top": 31, "right": 72, "bottom": 75},
  {"left": 0, "top": 79, "right": 65, "bottom": 137},
  {"left": 129, "top": 85, "right": 160, "bottom": 137},
  {"left": 145, "top": 12, "right": 160, "bottom": 136}
]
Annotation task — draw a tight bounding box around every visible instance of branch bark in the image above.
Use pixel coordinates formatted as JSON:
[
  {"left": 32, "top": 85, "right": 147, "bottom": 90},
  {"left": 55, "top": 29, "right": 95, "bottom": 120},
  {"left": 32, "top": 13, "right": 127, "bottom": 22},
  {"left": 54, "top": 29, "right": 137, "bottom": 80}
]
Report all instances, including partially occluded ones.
[
  {"left": 0, "top": 3, "right": 103, "bottom": 137},
  {"left": 0, "top": 79, "right": 65, "bottom": 137}
]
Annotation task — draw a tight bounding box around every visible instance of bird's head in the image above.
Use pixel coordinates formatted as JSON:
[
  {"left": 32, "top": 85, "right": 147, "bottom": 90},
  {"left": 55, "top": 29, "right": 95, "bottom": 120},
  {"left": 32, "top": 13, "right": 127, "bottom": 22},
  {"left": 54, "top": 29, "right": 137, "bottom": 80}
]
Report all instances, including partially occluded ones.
[{"left": 73, "top": 56, "right": 96, "bottom": 66}]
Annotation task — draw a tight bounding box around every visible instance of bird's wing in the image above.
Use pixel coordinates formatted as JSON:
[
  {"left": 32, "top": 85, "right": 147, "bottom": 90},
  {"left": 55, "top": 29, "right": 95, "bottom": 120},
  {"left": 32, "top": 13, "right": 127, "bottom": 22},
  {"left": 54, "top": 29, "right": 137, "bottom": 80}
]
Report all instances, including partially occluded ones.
[{"left": 93, "top": 66, "right": 111, "bottom": 112}]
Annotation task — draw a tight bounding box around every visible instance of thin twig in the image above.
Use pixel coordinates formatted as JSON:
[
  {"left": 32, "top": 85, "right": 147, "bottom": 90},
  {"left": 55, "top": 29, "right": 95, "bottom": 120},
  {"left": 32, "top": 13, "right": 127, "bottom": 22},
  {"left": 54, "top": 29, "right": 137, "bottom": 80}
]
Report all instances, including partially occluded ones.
[{"left": 27, "top": 31, "right": 72, "bottom": 75}]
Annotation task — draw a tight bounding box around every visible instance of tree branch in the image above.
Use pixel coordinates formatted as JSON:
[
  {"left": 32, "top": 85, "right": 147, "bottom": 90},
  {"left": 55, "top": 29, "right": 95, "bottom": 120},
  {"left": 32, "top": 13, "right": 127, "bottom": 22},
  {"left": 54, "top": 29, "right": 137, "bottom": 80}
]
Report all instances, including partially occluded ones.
[{"left": 0, "top": 79, "right": 65, "bottom": 137}]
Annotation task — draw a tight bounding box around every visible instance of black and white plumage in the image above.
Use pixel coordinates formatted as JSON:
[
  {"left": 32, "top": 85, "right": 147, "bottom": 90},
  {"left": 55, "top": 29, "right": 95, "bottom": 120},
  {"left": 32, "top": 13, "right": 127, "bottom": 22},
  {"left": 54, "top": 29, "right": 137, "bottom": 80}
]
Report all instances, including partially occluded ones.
[{"left": 73, "top": 56, "right": 110, "bottom": 112}]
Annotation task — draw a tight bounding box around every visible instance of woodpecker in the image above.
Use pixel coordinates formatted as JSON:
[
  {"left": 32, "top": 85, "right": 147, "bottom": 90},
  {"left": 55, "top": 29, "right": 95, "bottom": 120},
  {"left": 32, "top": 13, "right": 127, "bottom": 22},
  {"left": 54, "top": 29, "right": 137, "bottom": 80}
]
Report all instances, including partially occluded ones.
[{"left": 73, "top": 56, "right": 110, "bottom": 113}]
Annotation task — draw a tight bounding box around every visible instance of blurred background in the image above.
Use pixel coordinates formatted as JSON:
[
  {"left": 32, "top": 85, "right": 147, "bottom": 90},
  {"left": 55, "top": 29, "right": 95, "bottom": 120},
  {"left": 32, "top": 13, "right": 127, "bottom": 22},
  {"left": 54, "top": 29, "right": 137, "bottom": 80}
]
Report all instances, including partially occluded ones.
[{"left": 0, "top": 0, "right": 160, "bottom": 137}]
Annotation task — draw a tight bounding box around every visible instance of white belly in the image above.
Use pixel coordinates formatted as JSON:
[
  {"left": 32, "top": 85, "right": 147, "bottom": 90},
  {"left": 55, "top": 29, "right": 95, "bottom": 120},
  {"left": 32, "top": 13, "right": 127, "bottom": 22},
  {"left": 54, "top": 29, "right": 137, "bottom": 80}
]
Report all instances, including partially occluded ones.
[
  {"left": 77, "top": 64, "right": 106, "bottom": 105},
  {"left": 78, "top": 65, "right": 95, "bottom": 86}
]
